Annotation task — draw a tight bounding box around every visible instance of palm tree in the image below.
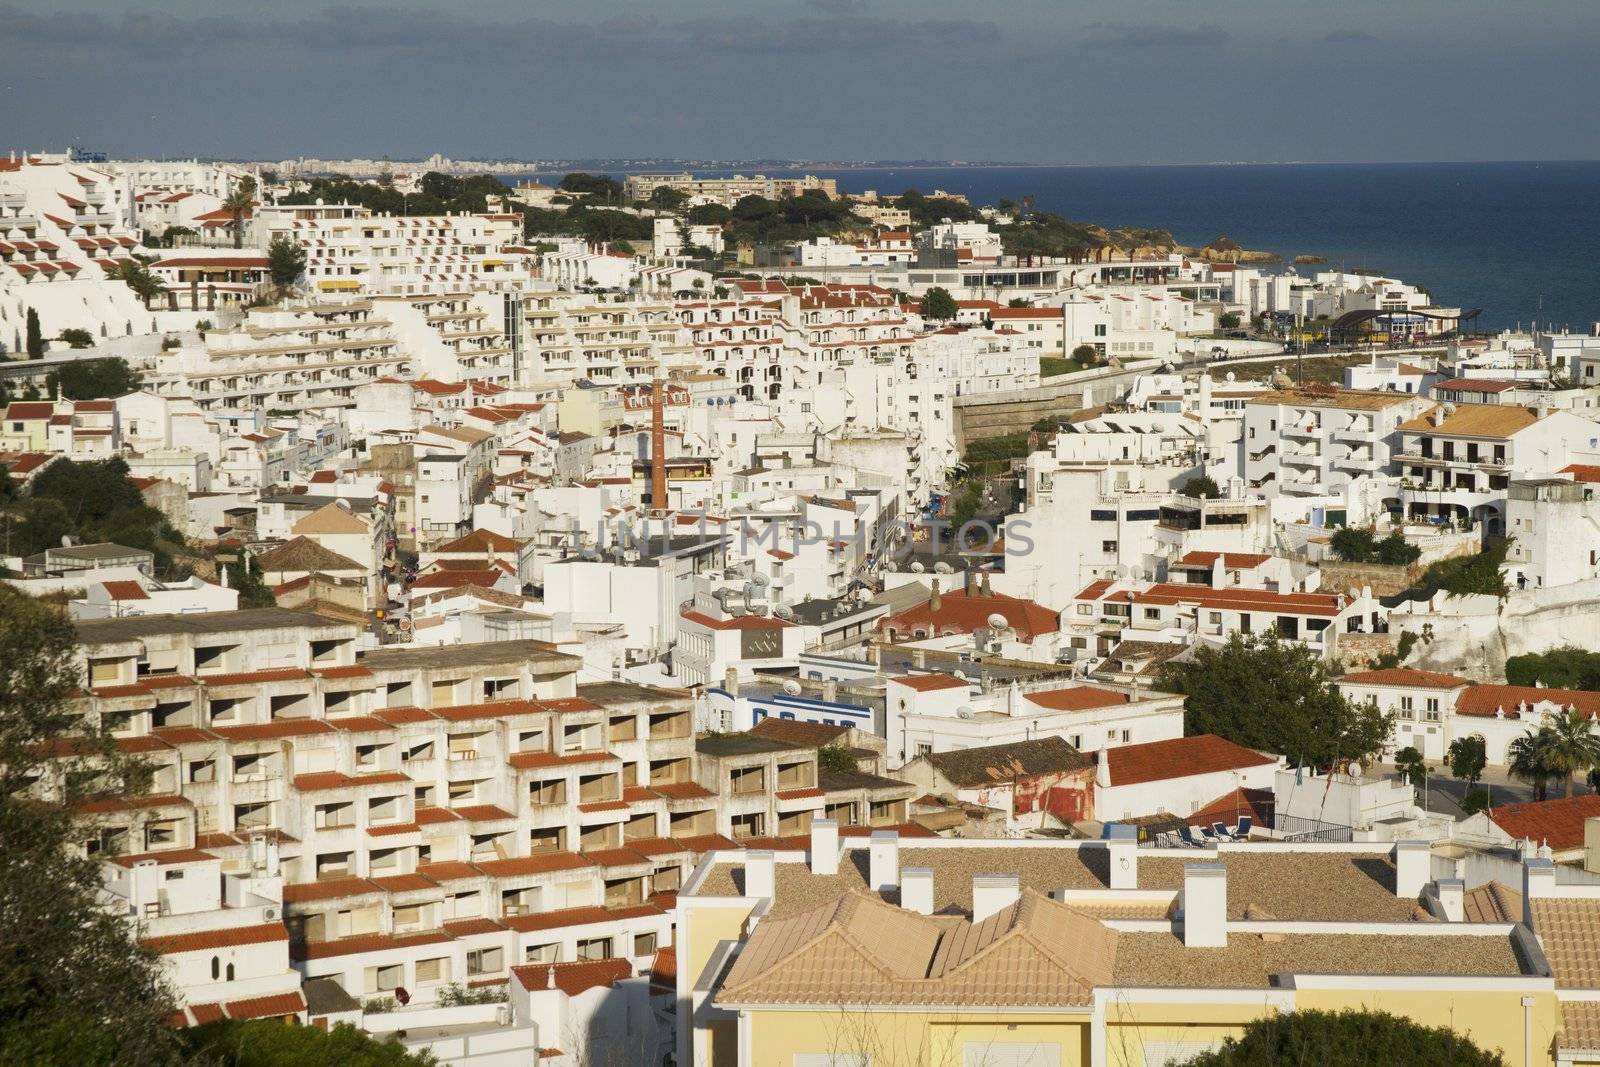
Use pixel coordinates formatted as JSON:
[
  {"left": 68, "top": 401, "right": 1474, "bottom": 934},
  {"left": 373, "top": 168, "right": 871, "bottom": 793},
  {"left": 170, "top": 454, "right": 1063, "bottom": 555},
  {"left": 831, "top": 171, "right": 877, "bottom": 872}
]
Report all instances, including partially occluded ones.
[
  {"left": 1539, "top": 708, "right": 1600, "bottom": 798},
  {"left": 222, "top": 176, "right": 257, "bottom": 250},
  {"left": 111, "top": 259, "right": 165, "bottom": 309},
  {"left": 1507, "top": 729, "right": 1553, "bottom": 802}
]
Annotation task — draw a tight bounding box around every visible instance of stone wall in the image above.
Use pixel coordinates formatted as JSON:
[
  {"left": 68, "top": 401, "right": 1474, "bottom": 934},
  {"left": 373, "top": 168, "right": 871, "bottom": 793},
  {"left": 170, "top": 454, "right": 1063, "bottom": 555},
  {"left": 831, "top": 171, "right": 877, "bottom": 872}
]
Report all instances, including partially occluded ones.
[{"left": 1318, "top": 561, "right": 1419, "bottom": 599}]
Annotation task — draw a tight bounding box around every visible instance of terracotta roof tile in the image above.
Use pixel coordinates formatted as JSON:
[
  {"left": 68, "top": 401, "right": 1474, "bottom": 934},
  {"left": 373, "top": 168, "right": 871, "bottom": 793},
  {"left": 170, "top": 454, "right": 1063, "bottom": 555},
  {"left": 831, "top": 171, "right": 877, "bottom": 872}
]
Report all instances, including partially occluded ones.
[
  {"left": 223, "top": 991, "right": 306, "bottom": 1020},
  {"left": 512, "top": 958, "right": 630, "bottom": 996},
  {"left": 1488, "top": 795, "right": 1600, "bottom": 851},
  {"left": 890, "top": 673, "right": 970, "bottom": 693},
  {"left": 143, "top": 923, "right": 287, "bottom": 955},
  {"left": 1106, "top": 734, "right": 1276, "bottom": 788},
  {"left": 1457, "top": 684, "right": 1600, "bottom": 720},
  {"left": 1339, "top": 668, "right": 1472, "bottom": 688},
  {"left": 474, "top": 852, "right": 595, "bottom": 878}
]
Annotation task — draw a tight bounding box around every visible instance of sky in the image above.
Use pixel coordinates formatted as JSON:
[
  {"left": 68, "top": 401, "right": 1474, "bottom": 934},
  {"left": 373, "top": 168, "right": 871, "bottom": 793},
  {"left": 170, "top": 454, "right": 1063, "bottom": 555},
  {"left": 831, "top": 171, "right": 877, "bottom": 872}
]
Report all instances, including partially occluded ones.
[{"left": 7, "top": 0, "right": 1600, "bottom": 165}]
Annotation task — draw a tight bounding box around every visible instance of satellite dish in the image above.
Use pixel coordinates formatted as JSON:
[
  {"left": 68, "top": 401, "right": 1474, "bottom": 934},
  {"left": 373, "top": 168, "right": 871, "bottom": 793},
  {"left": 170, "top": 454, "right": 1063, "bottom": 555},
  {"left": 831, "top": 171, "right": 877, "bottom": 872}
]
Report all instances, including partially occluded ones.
[
  {"left": 909, "top": 561, "right": 925, "bottom": 574},
  {"left": 933, "top": 562, "right": 954, "bottom": 574},
  {"left": 956, "top": 706, "right": 974, "bottom": 720},
  {"left": 1347, "top": 762, "right": 1363, "bottom": 780},
  {"left": 987, "top": 613, "right": 1008, "bottom": 630},
  {"left": 782, "top": 679, "right": 802, "bottom": 696},
  {"left": 750, "top": 573, "right": 769, "bottom": 587}
]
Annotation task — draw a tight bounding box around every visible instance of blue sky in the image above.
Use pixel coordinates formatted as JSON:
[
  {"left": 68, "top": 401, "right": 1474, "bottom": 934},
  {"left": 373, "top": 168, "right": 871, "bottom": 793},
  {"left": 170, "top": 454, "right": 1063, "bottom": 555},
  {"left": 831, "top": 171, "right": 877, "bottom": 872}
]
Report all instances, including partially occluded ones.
[{"left": 7, "top": 1, "right": 1600, "bottom": 163}]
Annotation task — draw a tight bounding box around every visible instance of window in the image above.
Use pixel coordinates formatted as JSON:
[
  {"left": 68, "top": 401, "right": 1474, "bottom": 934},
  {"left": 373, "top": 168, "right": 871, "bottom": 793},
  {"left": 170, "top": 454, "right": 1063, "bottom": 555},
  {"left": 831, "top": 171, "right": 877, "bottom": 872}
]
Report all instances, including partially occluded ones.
[
  {"left": 466, "top": 947, "right": 503, "bottom": 976},
  {"left": 368, "top": 964, "right": 403, "bottom": 993},
  {"left": 525, "top": 942, "right": 560, "bottom": 964},
  {"left": 1103, "top": 541, "right": 1118, "bottom": 553},
  {"left": 577, "top": 936, "right": 613, "bottom": 960},
  {"left": 914, "top": 742, "right": 932, "bottom": 758},
  {"left": 634, "top": 931, "right": 658, "bottom": 957},
  {"left": 415, "top": 957, "right": 450, "bottom": 984}
]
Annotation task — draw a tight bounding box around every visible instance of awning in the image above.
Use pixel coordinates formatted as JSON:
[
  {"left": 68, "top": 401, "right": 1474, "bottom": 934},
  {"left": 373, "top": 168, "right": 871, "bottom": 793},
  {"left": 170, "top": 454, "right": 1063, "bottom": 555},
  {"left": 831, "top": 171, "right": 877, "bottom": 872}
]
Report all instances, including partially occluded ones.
[{"left": 316, "top": 278, "right": 362, "bottom": 291}]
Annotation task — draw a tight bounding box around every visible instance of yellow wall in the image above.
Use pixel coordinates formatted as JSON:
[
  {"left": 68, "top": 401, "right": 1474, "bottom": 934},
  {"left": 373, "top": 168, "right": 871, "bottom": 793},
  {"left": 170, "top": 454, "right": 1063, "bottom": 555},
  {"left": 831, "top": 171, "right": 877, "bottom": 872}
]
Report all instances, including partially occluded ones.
[
  {"left": 1102, "top": 999, "right": 1281, "bottom": 1067},
  {"left": 683, "top": 902, "right": 755, "bottom": 995},
  {"left": 1296, "top": 988, "right": 1560, "bottom": 1066},
  {"left": 747, "top": 1009, "right": 1090, "bottom": 1067}
]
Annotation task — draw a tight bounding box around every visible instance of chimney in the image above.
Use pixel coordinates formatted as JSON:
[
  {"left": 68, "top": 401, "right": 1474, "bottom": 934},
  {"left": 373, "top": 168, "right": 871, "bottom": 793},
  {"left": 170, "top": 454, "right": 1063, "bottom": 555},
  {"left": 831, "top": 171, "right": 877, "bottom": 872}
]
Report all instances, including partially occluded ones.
[
  {"left": 1095, "top": 745, "right": 1112, "bottom": 789},
  {"left": 810, "top": 818, "right": 839, "bottom": 876},
  {"left": 901, "top": 867, "right": 935, "bottom": 915},
  {"left": 1523, "top": 856, "right": 1556, "bottom": 930},
  {"left": 822, "top": 679, "right": 838, "bottom": 704},
  {"left": 972, "top": 873, "right": 1020, "bottom": 922},
  {"left": 1106, "top": 823, "right": 1138, "bottom": 889},
  {"left": 1436, "top": 878, "right": 1465, "bottom": 922},
  {"left": 1182, "top": 863, "right": 1227, "bottom": 948},
  {"left": 1584, "top": 816, "right": 1600, "bottom": 875},
  {"left": 979, "top": 571, "right": 992, "bottom": 597},
  {"left": 724, "top": 666, "right": 738, "bottom": 697},
  {"left": 650, "top": 378, "right": 667, "bottom": 512},
  {"left": 868, "top": 830, "right": 899, "bottom": 893},
  {"left": 745, "top": 849, "right": 775, "bottom": 900},
  {"left": 965, "top": 569, "right": 977, "bottom": 596},
  {"left": 929, "top": 578, "right": 941, "bottom": 613},
  {"left": 1393, "top": 840, "right": 1430, "bottom": 899}
]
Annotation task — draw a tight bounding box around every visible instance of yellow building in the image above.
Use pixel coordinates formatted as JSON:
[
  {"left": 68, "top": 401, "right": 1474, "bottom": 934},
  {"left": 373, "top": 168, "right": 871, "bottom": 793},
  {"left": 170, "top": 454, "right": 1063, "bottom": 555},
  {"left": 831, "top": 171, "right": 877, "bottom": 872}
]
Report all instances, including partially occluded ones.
[{"left": 675, "top": 829, "right": 1594, "bottom": 1066}]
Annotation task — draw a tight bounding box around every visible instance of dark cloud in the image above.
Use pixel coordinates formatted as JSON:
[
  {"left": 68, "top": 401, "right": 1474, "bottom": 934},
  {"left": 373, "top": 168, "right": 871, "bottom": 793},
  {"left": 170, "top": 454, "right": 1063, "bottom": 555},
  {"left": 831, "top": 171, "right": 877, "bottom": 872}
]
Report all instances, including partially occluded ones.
[
  {"left": 1323, "top": 28, "right": 1377, "bottom": 44},
  {"left": 1076, "top": 22, "right": 1227, "bottom": 48}
]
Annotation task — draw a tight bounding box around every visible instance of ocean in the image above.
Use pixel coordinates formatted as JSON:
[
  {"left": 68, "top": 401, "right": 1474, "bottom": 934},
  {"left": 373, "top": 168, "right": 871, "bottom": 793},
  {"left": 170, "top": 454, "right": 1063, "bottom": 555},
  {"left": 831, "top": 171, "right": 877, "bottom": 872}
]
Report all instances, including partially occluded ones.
[{"left": 550, "top": 161, "right": 1600, "bottom": 333}]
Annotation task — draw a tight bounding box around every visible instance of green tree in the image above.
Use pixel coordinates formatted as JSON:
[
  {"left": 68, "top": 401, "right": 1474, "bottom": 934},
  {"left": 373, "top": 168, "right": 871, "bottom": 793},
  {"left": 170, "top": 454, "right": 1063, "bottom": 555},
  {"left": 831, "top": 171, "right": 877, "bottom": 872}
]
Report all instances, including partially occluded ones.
[
  {"left": 1007, "top": 297, "right": 1032, "bottom": 308},
  {"left": 1329, "top": 526, "right": 1377, "bottom": 562},
  {"left": 1375, "top": 531, "right": 1421, "bottom": 566},
  {"left": 558, "top": 172, "right": 623, "bottom": 204},
  {"left": 1180, "top": 475, "right": 1221, "bottom": 500},
  {"left": 1218, "top": 311, "right": 1241, "bottom": 329},
  {"left": 1508, "top": 729, "right": 1554, "bottom": 802},
  {"left": 228, "top": 553, "right": 276, "bottom": 609},
  {"left": 25, "top": 308, "right": 43, "bottom": 358},
  {"left": 817, "top": 745, "right": 859, "bottom": 775},
  {"left": 1446, "top": 734, "right": 1487, "bottom": 790},
  {"left": 47, "top": 357, "right": 142, "bottom": 400},
  {"left": 180, "top": 1019, "right": 435, "bottom": 1066},
  {"left": 1184, "top": 1008, "right": 1505, "bottom": 1066},
  {"left": 922, "top": 287, "right": 958, "bottom": 321},
  {"left": 1159, "top": 632, "right": 1393, "bottom": 767},
  {"left": 1416, "top": 539, "right": 1511, "bottom": 598},
  {"left": 1459, "top": 786, "right": 1493, "bottom": 815},
  {"left": 111, "top": 259, "right": 166, "bottom": 308},
  {"left": 57, "top": 328, "right": 94, "bottom": 350},
  {"left": 0, "top": 586, "right": 184, "bottom": 1064},
  {"left": 1071, "top": 343, "right": 1099, "bottom": 364},
  {"left": 222, "top": 175, "right": 257, "bottom": 250},
  {"left": 1537, "top": 707, "right": 1600, "bottom": 798},
  {"left": 267, "top": 234, "right": 306, "bottom": 292},
  {"left": 1394, "top": 745, "right": 1427, "bottom": 796},
  {"left": 1505, "top": 647, "right": 1600, "bottom": 690}
]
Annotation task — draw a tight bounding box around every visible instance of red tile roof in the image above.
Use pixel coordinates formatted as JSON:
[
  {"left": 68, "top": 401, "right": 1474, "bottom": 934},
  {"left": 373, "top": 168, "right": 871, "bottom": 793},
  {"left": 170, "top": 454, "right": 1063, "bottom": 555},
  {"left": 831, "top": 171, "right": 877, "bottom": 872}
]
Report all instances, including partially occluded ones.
[
  {"left": 883, "top": 589, "right": 1059, "bottom": 638},
  {"left": 1186, "top": 787, "right": 1275, "bottom": 830},
  {"left": 475, "top": 852, "right": 595, "bottom": 877},
  {"left": 291, "top": 770, "right": 409, "bottom": 792},
  {"left": 143, "top": 922, "right": 287, "bottom": 955},
  {"left": 1561, "top": 464, "right": 1600, "bottom": 484},
  {"left": 1488, "top": 795, "right": 1600, "bottom": 852},
  {"left": 1456, "top": 685, "right": 1600, "bottom": 720},
  {"left": 1174, "top": 551, "right": 1272, "bottom": 569},
  {"left": 1024, "top": 685, "right": 1131, "bottom": 712},
  {"left": 100, "top": 580, "right": 149, "bottom": 601},
  {"left": 1105, "top": 734, "right": 1276, "bottom": 788},
  {"left": 512, "top": 958, "right": 631, "bottom": 996},
  {"left": 222, "top": 991, "right": 306, "bottom": 1020},
  {"left": 890, "top": 673, "right": 970, "bottom": 693},
  {"left": 1339, "top": 668, "right": 1472, "bottom": 688}
]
